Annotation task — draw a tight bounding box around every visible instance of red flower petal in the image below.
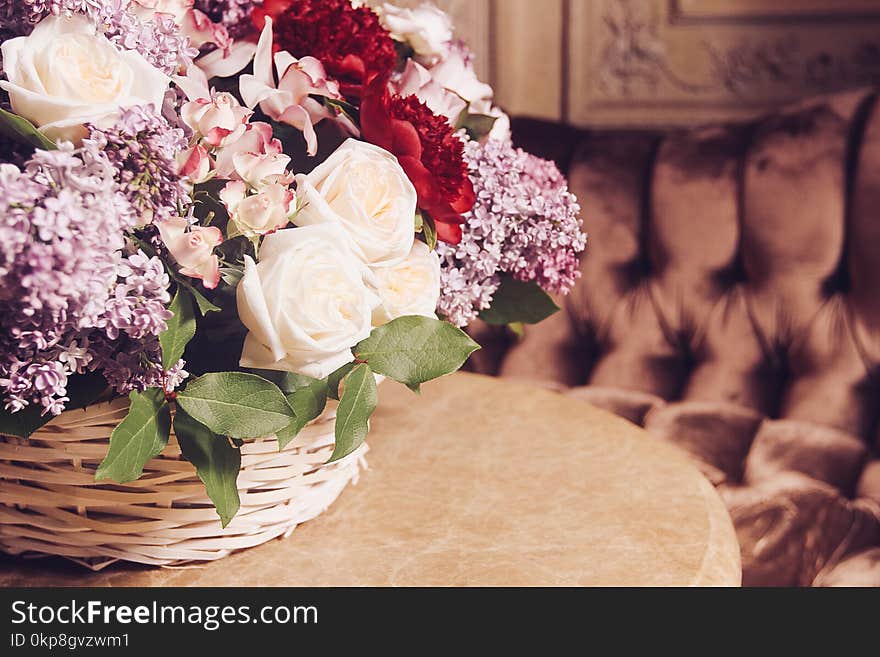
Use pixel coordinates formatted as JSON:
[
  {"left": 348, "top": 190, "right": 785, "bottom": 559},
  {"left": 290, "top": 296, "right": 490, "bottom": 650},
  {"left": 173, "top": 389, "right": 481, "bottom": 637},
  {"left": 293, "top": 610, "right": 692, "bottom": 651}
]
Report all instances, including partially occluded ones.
[
  {"left": 435, "top": 220, "right": 463, "bottom": 245},
  {"left": 360, "top": 79, "right": 475, "bottom": 245},
  {"left": 256, "top": 0, "right": 396, "bottom": 98}
]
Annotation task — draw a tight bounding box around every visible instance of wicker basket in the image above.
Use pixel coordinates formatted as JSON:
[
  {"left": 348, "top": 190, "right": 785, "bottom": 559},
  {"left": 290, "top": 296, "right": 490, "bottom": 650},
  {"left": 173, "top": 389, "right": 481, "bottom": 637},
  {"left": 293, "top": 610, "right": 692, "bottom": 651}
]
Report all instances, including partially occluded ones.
[{"left": 0, "top": 395, "right": 367, "bottom": 570}]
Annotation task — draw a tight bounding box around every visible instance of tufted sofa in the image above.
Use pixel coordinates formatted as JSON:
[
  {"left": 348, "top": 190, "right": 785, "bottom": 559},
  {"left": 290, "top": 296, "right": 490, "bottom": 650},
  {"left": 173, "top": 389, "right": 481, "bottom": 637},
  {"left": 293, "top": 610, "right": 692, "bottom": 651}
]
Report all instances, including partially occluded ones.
[{"left": 470, "top": 89, "right": 880, "bottom": 586}]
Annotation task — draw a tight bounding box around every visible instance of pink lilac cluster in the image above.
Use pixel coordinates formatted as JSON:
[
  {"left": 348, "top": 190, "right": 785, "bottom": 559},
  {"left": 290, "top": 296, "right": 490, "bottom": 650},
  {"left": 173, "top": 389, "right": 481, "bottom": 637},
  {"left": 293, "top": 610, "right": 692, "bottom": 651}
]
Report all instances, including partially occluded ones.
[
  {"left": 87, "top": 105, "right": 191, "bottom": 226},
  {"left": 437, "top": 138, "right": 585, "bottom": 327},
  {"left": 0, "top": 0, "right": 196, "bottom": 74},
  {"left": 195, "top": 0, "right": 260, "bottom": 40},
  {"left": 0, "top": 142, "right": 183, "bottom": 416}
]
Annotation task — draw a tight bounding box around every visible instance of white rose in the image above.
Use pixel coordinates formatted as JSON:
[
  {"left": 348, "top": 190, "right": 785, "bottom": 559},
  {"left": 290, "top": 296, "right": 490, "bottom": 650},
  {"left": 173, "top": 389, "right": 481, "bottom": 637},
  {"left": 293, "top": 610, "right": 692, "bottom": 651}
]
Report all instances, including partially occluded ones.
[
  {"left": 373, "top": 241, "right": 441, "bottom": 325},
  {"left": 237, "top": 225, "right": 380, "bottom": 379},
  {"left": 0, "top": 15, "right": 169, "bottom": 144},
  {"left": 376, "top": 2, "right": 453, "bottom": 61},
  {"left": 295, "top": 139, "right": 417, "bottom": 268}
]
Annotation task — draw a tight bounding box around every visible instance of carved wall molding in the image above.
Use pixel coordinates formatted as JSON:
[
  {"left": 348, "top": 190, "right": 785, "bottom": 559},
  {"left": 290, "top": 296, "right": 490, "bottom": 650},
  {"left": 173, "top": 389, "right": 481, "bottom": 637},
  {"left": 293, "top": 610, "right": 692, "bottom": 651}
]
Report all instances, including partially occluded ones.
[
  {"left": 568, "top": 0, "right": 880, "bottom": 127},
  {"left": 388, "top": 1, "right": 880, "bottom": 127}
]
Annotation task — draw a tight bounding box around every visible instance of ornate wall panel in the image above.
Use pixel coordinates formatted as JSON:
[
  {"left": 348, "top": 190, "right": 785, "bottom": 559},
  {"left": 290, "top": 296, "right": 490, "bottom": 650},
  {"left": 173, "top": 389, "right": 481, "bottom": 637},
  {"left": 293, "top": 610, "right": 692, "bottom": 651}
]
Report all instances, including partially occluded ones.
[
  {"left": 567, "top": 0, "right": 880, "bottom": 127},
  {"left": 397, "top": 1, "right": 880, "bottom": 127}
]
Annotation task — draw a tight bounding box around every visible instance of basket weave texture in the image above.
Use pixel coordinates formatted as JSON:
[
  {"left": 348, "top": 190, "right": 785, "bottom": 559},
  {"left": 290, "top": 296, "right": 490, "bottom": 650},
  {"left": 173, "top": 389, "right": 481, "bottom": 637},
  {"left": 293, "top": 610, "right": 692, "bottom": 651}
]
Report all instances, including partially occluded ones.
[{"left": 0, "top": 397, "right": 367, "bottom": 570}]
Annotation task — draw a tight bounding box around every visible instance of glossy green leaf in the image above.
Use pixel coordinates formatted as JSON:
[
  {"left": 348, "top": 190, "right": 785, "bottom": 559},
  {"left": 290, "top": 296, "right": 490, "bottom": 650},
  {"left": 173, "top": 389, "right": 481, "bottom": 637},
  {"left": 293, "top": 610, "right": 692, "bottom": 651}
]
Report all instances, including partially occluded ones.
[
  {"left": 0, "top": 108, "right": 56, "bottom": 150},
  {"left": 177, "top": 279, "right": 221, "bottom": 315},
  {"left": 247, "top": 369, "right": 318, "bottom": 395},
  {"left": 95, "top": 389, "right": 171, "bottom": 483},
  {"left": 276, "top": 378, "right": 329, "bottom": 450},
  {"left": 176, "top": 372, "right": 294, "bottom": 439},
  {"left": 160, "top": 289, "right": 197, "bottom": 369},
  {"left": 174, "top": 408, "right": 241, "bottom": 527},
  {"left": 326, "top": 362, "right": 355, "bottom": 401},
  {"left": 478, "top": 276, "right": 560, "bottom": 326},
  {"left": 421, "top": 213, "right": 438, "bottom": 251},
  {"left": 329, "top": 363, "right": 378, "bottom": 463},
  {"left": 354, "top": 316, "right": 479, "bottom": 392},
  {"left": 460, "top": 112, "right": 498, "bottom": 141}
]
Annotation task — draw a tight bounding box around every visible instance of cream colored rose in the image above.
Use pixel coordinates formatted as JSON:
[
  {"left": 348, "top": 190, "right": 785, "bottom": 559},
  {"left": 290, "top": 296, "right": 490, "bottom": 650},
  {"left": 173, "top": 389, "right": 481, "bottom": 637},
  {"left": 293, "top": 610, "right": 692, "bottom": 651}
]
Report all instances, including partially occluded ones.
[
  {"left": 0, "top": 15, "right": 169, "bottom": 144},
  {"left": 373, "top": 241, "right": 441, "bottom": 325},
  {"left": 237, "top": 225, "right": 380, "bottom": 379},
  {"left": 295, "top": 139, "right": 417, "bottom": 268}
]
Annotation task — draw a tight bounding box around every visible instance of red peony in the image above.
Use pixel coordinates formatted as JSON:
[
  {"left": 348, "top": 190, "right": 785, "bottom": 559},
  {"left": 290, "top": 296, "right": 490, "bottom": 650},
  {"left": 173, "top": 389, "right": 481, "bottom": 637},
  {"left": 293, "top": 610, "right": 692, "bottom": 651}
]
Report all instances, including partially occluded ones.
[
  {"left": 361, "top": 77, "right": 475, "bottom": 245},
  {"left": 252, "top": 0, "right": 397, "bottom": 98}
]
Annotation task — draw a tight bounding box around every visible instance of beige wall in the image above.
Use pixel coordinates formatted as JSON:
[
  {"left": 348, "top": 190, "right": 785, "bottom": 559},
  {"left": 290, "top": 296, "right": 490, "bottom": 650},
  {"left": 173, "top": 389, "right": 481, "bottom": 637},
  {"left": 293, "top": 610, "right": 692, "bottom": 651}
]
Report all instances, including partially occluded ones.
[{"left": 437, "top": 0, "right": 880, "bottom": 127}]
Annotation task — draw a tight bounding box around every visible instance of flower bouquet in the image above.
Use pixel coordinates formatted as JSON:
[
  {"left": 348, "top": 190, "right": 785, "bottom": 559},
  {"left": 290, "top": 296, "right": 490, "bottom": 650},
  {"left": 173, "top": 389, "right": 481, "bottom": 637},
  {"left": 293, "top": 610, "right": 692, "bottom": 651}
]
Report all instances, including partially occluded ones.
[{"left": 0, "top": 0, "right": 586, "bottom": 567}]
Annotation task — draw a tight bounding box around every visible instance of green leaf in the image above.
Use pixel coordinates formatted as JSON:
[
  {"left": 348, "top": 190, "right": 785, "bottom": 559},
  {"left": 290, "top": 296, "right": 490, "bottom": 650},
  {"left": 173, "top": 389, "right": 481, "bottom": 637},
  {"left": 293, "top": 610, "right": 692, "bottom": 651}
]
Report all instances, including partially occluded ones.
[
  {"left": 246, "top": 369, "right": 318, "bottom": 395},
  {"left": 176, "top": 372, "right": 294, "bottom": 439},
  {"left": 354, "top": 316, "right": 479, "bottom": 393},
  {"left": 421, "top": 213, "right": 438, "bottom": 251},
  {"left": 326, "top": 362, "right": 355, "bottom": 400},
  {"left": 95, "top": 389, "right": 171, "bottom": 483},
  {"left": 0, "top": 108, "right": 56, "bottom": 151},
  {"left": 174, "top": 408, "right": 241, "bottom": 527},
  {"left": 0, "top": 371, "right": 108, "bottom": 439},
  {"left": 160, "top": 289, "right": 197, "bottom": 370},
  {"left": 329, "top": 363, "right": 378, "bottom": 463},
  {"left": 177, "top": 279, "right": 221, "bottom": 315},
  {"left": 478, "top": 276, "right": 560, "bottom": 325},
  {"left": 460, "top": 112, "right": 499, "bottom": 141},
  {"left": 323, "top": 97, "right": 359, "bottom": 126},
  {"left": 277, "top": 378, "right": 329, "bottom": 450},
  {"left": 219, "top": 266, "right": 244, "bottom": 288}
]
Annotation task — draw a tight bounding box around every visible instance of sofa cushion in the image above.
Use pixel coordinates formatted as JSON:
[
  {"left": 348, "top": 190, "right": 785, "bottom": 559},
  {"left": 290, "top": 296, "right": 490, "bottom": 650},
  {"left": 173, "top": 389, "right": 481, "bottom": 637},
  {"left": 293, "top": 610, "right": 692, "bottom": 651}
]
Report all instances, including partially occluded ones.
[{"left": 483, "top": 90, "right": 880, "bottom": 585}]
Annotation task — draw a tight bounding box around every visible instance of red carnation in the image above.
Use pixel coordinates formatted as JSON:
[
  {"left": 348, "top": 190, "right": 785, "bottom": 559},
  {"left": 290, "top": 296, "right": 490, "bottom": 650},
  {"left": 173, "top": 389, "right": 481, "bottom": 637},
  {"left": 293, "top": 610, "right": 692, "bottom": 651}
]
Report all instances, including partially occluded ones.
[
  {"left": 252, "top": 0, "right": 397, "bottom": 98},
  {"left": 361, "top": 77, "right": 475, "bottom": 245}
]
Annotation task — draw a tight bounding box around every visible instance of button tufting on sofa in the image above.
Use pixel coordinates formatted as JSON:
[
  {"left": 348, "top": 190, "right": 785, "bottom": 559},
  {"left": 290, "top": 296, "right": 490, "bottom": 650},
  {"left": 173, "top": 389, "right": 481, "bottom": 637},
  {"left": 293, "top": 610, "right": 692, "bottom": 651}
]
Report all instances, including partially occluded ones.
[{"left": 473, "top": 90, "right": 880, "bottom": 586}]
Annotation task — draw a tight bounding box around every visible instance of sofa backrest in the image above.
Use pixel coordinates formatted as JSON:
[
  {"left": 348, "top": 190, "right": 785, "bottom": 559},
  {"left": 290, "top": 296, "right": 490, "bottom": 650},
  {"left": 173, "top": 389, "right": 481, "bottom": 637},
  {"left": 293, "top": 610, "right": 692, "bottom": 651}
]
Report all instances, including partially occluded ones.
[{"left": 492, "top": 89, "right": 880, "bottom": 444}]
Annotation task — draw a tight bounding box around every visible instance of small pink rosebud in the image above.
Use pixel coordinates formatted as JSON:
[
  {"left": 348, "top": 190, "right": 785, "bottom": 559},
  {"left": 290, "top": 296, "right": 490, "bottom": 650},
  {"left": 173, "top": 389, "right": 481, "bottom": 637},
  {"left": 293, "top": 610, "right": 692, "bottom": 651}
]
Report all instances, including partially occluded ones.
[
  {"left": 182, "top": 9, "right": 232, "bottom": 52},
  {"left": 157, "top": 217, "right": 224, "bottom": 289},
  {"left": 232, "top": 151, "right": 294, "bottom": 188},
  {"left": 177, "top": 144, "right": 212, "bottom": 184},
  {"left": 182, "top": 92, "right": 252, "bottom": 149},
  {"left": 221, "top": 180, "right": 294, "bottom": 239},
  {"left": 213, "top": 122, "right": 283, "bottom": 179}
]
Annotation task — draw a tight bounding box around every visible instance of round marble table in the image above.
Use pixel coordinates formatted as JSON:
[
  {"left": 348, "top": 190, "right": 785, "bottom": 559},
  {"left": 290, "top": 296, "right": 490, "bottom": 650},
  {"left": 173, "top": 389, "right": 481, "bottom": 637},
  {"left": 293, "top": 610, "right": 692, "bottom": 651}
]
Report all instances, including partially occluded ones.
[{"left": 0, "top": 373, "right": 740, "bottom": 586}]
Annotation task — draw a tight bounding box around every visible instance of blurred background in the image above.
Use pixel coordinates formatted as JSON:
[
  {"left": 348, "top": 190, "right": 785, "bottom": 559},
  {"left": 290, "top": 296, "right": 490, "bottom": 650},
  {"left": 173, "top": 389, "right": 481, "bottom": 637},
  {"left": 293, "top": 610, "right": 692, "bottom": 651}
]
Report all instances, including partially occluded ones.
[{"left": 429, "top": 0, "right": 880, "bottom": 126}]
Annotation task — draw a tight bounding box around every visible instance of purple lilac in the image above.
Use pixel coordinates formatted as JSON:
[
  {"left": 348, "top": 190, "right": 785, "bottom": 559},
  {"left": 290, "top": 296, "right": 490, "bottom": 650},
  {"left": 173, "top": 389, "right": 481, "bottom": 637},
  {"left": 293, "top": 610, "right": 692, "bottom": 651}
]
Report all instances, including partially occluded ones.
[
  {"left": 0, "top": 143, "right": 181, "bottom": 416},
  {"left": 437, "top": 138, "right": 586, "bottom": 327},
  {"left": 87, "top": 105, "right": 191, "bottom": 227}
]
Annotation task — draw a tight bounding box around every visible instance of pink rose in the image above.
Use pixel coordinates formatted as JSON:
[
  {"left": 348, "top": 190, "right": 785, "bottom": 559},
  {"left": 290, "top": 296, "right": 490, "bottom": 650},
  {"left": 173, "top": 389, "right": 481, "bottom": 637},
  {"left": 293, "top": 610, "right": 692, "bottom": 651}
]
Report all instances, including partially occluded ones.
[
  {"left": 213, "top": 122, "right": 282, "bottom": 178},
  {"left": 177, "top": 144, "right": 212, "bottom": 183},
  {"left": 157, "top": 217, "right": 223, "bottom": 289},
  {"left": 232, "top": 151, "right": 294, "bottom": 188},
  {"left": 181, "top": 92, "right": 252, "bottom": 148},
  {"left": 220, "top": 180, "right": 294, "bottom": 238},
  {"left": 181, "top": 8, "right": 231, "bottom": 52},
  {"left": 129, "top": 0, "right": 230, "bottom": 52}
]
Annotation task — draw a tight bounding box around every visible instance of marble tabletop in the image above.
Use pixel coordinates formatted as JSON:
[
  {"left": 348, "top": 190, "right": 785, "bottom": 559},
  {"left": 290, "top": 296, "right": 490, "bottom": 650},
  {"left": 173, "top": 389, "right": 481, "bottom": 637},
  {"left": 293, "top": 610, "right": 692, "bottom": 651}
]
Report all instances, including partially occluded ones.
[{"left": 0, "top": 372, "right": 741, "bottom": 586}]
